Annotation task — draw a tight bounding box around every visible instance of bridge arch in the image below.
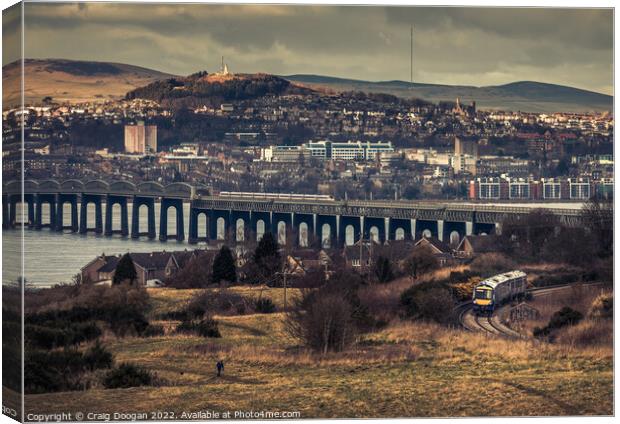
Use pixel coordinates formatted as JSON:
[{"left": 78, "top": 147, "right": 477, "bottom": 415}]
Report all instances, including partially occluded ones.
[
  {"left": 235, "top": 218, "right": 245, "bottom": 242},
  {"left": 136, "top": 181, "right": 164, "bottom": 196},
  {"left": 84, "top": 179, "right": 110, "bottom": 194},
  {"left": 256, "top": 219, "right": 266, "bottom": 241},
  {"left": 165, "top": 182, "right": 193, "bottom": 198},
  {"left": 277, "top": 221, "right": 287, "bottom": 245},
  {"left": 298, "top": 222, "right": 309, "bottom": 247},
  {"left": 37, "top": 179, "right": 61, "bottom": 193},
  {"left": 109, "top": 181, "right": 136, "bottom": 195},
  {"left": 321, "top": 223, "right": 332, "bottom": 248},
  {"left": 345, "top": 225, "right": 355, "bottom": 246},
  {"left": 60, "top": 179, "right": 84, "bottom": 192}
]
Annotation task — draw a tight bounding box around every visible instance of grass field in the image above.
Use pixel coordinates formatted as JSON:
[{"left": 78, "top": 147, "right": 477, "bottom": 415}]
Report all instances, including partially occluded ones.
[{"left": 22, "top": 286, "right": 613, "bottom": 418}]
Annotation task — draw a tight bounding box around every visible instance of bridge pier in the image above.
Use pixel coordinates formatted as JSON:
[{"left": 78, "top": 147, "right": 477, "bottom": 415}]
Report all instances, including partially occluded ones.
[
  {"left": 35, "top": 194, "right": 57, "bottom": 230},
  {"left": 56, "top": 194, "right": 79, "bottom": 232},
  {"left": 105, "top": 196, "right": 129, "bottom": 236},
  {"left": 79, "top": 194, "right": 103, "bottom": 234},
  {"left": 2, "top": 194, "right": 9, "bottom": 229},
  {"left": 131, "top": 197, "right": 156, "bottom": 239},
  {"left": 160, "top": 198, "right": 184, "bottom": 242}
]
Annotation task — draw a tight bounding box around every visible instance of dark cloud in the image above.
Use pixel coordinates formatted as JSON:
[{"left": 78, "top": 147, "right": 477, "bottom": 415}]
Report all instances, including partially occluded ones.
[{"left": 14, "top": 4, "right": 614, "bottom": 94}]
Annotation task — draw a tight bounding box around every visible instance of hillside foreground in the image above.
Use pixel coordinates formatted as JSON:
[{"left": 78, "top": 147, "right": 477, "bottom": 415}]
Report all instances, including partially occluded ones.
[{"left": 20, "top": 285, "right": 612, "bottom": 418}]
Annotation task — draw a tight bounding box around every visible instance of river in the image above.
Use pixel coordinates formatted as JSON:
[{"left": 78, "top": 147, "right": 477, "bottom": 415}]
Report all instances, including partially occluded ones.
[{"left": 2, "top": 203, "right": 211, "bottom": 287}]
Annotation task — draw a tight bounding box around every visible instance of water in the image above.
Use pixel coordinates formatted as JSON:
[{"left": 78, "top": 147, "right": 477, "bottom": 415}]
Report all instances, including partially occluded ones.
[{"left": 2, "top": 203, "right": 210, "bottom": 287}]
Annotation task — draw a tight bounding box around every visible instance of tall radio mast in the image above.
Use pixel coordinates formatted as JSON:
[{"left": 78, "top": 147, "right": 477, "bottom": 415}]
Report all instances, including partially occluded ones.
[{"left": 410, "top": 25, "right": 414, "bottom": 85}]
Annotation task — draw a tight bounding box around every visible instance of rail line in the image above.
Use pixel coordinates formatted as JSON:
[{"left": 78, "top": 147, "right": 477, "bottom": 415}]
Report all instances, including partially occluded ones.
[{"left": 457, "top": 282, "right": 607, "bottom": 339}]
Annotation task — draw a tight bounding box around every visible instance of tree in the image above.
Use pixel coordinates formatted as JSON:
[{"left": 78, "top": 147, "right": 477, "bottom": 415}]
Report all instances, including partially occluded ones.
[
  {"left": 285, "top": 271, "right": 372, "bottom": 353},
  {"left": 581, "top": 196, "right": 613, "bottom": 258},
  {"left": 251, "top": 232, "right": 282, "bottom": 283},
  {"left": 373, "top": 256, "right": 394, "bottom": 283},
  {"left": 405, "top": 245, "right": 439, "bottom": 280},
  {"left": 113, "top": 253, "right": 137, "bottom": 285},
  {"left": 166, "top": 254, "right": 213, "bottom": 289},
  {"left": 211, "top": 246, "right": 237, "bottom": 284},
  {"left": 402, "top": 185, "right": 421, "bottom": 200}
]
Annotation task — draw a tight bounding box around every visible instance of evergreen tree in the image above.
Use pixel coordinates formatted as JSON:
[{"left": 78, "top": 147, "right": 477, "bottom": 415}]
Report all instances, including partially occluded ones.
[
  {"left": 212, "top": 246, "right": 237, "bottom": 284},
  {"left": 254, "top": 232, "right": 280, "bottom": 263},
  {"left": 113, "top": 253, "right": 137, "bottom": 285},
  {"left": 373, "top": 256, "right": 394, "bottom": 283},
  {"left": 252, "top": 232, "right": 282, "bottom": 283}
]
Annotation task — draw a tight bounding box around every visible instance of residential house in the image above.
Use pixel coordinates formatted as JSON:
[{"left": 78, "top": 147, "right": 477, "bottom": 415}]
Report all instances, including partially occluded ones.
[
  {"left": 413, "top": 236, "right": 454, "bottom": 266},
  {"left": 455, "top": 235, "right": 500, "bottom": 258},
  {"left": 81, "top": 249, "right": 209, "bottom": 286}
]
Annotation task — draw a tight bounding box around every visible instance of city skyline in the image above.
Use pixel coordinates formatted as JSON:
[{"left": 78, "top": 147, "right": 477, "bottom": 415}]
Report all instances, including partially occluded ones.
[{"left": 2, "top": 3, "right": 614, "bottom": 95}]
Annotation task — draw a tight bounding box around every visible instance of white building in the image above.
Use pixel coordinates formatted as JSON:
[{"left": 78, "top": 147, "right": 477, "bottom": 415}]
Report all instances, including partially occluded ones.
[{"left": 569, "top": 178, "right": 591, "bottom": 200}]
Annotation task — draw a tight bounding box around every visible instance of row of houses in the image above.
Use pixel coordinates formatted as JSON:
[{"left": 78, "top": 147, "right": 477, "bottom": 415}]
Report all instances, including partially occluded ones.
[
  {"left": 470, "top": 177, "right": 613, "bottom": 200},
  {"left": 81, "top": 234, "right": 498, "bottom": 286}
]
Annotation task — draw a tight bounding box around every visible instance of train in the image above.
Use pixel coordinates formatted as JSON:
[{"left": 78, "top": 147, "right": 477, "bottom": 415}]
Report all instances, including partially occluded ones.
[
  {"left": 472, "top": 270, "right": 527, "bottom": 315},
  {"left": 218, "top": 192, "right": 335, "bottom": 201}
]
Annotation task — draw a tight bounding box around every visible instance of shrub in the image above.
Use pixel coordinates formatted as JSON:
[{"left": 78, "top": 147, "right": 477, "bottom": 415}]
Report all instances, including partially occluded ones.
[
  {"left": 411, "top": 287, "right": 455, "bottom": 324},
  {"left": 588, "top": 293, "right": 613, "bottom": 320},
  {"left": 142, "top": 324, "right": 165, "bottom": 337},
  {"left": 176, "top": 318, "right": 221, "bottom": 338},
  {"left": 83, "top": 341, "right": 114, "bottom": 371},
  {"left": 451, "top": 276, "right": 481, "bottom": 302},
  {"left": 25, "top": 349, "right": 85, "bottom": 394},
  {"left": 103, "top": 363, "right": 153, "bottom": 389},
  {"left": 25, "top": 322, "right": 101, "bottom": 349},
  {"left": 254, "top": 298, "right": 276, "bottom": 313},
  {"left": 187, "top": 289, "right": 249, "bottom": 317},
  {"left": 401, "top": 280, "right": 456, "bottom": 322},
  {"left": 469, "top": 253, "right": 516, "bottom": 278},
  {"left": 534, "top": 306, "right": 584, "bottom": 338}
]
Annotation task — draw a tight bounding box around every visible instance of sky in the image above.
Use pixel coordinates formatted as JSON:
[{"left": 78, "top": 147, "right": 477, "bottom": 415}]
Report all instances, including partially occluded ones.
[{"left": 2, "top": 3, "right": 614, "bottom": 94}]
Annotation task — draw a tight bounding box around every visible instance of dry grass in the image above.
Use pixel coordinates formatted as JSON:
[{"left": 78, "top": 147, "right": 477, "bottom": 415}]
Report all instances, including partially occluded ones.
[{"left": 22, "top": 285, "right": 613, "bottom": 418}]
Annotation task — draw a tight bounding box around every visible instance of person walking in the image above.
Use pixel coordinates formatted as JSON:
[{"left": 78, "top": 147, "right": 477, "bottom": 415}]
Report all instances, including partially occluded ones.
[{"left": 216, "top": 360, "right": 224, "bottom": 377}]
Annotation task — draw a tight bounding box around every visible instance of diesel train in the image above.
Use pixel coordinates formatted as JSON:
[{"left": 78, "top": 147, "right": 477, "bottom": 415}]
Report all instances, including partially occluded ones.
[{"left": 472, "top": 270, "right": 527, "bottom": 315}]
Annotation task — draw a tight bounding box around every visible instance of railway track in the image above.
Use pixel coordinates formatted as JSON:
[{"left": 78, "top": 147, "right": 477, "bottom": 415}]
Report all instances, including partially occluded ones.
[{"left": 456, "top": 282, "right": 606, "bottom": 339}]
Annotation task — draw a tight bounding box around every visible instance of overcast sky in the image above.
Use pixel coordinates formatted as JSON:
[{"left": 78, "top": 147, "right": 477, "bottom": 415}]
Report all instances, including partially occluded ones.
[{"left": 3, "top": 3, "right": 614, "bottom": 94}]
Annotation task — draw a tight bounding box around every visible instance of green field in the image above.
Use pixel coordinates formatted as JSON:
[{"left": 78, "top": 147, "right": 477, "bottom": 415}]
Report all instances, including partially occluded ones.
[{"left": 21, "top": 286, "right": 613, "bottom": 418}]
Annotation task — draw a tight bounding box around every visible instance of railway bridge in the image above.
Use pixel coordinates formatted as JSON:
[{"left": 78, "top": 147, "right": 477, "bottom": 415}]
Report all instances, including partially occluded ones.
[{"left": 3, "top": 179, "right": 584, "bottom": 247}]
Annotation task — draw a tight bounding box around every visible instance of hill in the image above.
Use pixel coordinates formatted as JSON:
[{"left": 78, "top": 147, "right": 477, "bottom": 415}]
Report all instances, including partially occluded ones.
[
  {"left": 125, "top": 71, "right": 314, "bottom": 109},
  {"left": 2, "top": 59, "right": 174, "bottom": 107},
  {"left": 283, "top": 75, "right": 613, "bottom": 114}
]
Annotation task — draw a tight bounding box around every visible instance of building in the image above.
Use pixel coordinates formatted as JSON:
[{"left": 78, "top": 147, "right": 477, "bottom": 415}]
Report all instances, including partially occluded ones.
[
  {"left": 477, "top": 156, "right": 530, "bottom": 176},
  {"left": 541, "top": 178, "right": 562, "bottom": 199},
  {"left": 451, "top": 154, "right": 477, "bottom": 175},
  {"left": 474, "top": 177, "right": 501, "bottom": 200},
  {"left": 124, "top": 121, "right": 157, "bottom": 154},
  {"left": 80, "top": 250, "right": 210, "bottom": 286},
  {"left": 568, "top": 178, "right": 591, "bottom": 200},
  {"left": 508, "top": 178, "right": 531, "bottom": 199},
  {"left": 454, "top": 136, "right": 479, "bottom": 158},
  {"left": 413, "top": 236, "right": 454, "bottom": 266},
  {"left": 304, "top": 140, "right": 394, "bottom": 161},
  {"left": 260, "top": 145, "right": 310, "bottom": 163}
]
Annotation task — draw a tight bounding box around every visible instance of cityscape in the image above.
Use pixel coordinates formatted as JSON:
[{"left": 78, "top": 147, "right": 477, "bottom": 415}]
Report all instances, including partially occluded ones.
[{"left": 1, "top": 3, "right": 614, "bottom": 422}]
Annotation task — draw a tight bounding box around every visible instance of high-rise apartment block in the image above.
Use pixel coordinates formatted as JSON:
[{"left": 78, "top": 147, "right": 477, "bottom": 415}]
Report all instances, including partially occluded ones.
[{"left": 124, "top": 121, "right": 157, "bottom": 154}]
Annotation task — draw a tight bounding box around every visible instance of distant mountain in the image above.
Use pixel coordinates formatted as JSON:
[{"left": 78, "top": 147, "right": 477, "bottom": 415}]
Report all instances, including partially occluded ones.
[
  {"left": 2, "top": 59, "right": 174, "bottom": 107},
  {"left": 283, "top": 75, "right": 613, "bottom": 113},
  {"left": 3, "top": 59, "right": 611, "bottom": 113}
]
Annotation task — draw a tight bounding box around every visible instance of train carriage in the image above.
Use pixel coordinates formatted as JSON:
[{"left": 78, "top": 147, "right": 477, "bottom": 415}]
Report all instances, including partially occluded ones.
[{"left": 472, "top": 270, "right": 527, "bottom": 315}]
